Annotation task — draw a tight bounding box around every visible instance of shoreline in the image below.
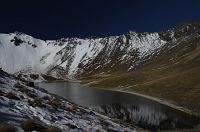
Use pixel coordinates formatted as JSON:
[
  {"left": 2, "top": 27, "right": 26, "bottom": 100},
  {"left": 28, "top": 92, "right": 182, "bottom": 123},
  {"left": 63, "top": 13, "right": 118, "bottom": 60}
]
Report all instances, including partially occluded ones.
[
  {"left": 37, "top": 80, "right": 200, "bottom": 117},
  {"left": 83, "top": 84, "right": 200, "bottom": 117},
  {"left": 40, "top": 79, "right": 81, "bottom": 83}
]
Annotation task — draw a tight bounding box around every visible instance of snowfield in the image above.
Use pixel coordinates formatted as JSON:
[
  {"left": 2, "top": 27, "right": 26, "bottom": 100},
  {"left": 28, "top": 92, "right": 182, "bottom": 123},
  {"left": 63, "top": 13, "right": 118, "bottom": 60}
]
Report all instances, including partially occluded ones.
[{"left": 0, "top": 31, "right": 166, "bottom": 79}]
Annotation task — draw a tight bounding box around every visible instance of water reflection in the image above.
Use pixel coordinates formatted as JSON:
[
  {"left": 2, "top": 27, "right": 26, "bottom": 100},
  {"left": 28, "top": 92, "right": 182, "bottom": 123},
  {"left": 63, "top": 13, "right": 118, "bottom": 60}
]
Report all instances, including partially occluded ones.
[
  {"left": 92, "top": 104, "right": 199, "bottom": 130},
  {"left": 37, "top": 82, "right": 200, "bottom": 131}
]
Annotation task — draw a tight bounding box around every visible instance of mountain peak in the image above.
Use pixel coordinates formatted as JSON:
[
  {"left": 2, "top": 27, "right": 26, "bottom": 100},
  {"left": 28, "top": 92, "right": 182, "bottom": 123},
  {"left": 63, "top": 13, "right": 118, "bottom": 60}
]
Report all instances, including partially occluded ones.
[{"left": 13, "top": 31, "right": 26, "bottom": 36}]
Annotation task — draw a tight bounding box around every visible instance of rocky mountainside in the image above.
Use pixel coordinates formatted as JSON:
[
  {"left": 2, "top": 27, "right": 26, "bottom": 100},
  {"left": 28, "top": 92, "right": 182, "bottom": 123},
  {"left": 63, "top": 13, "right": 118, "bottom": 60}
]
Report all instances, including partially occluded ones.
[
  {"left": 1, "top": 22, "right": 199, "bottom": 81},
  {"left": 0, "top": 29, "right": 166, "bottom": 80}
]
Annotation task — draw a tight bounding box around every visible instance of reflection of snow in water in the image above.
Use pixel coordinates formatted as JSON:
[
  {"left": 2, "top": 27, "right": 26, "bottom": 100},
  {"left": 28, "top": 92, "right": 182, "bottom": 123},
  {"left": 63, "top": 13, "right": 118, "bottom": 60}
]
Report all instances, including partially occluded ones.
[
  {"left": 91, "top": 104, "right": 167, "bottom": 126},
  {"left": 129, "top": 105, "right": 167, "bottom": 126},
  {"left": 91, "top": 103, "right": 200, "bottom": 131}
]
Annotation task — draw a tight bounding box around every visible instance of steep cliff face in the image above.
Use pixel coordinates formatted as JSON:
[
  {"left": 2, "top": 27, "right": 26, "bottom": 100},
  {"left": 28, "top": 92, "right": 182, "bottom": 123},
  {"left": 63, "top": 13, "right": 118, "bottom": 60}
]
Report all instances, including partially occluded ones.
[{"left": 76, "top": 32, "right": 166, "bottom": 77}]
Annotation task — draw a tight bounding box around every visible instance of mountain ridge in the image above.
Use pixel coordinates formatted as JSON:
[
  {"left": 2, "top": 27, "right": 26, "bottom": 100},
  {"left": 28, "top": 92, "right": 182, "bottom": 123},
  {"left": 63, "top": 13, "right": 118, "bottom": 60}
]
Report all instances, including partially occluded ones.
[
  {"left": 0, "top": 30, "right": 167, "bottom": 79},
  {"left": 0, "top": 21, "right": 199, "bottom": 80}
]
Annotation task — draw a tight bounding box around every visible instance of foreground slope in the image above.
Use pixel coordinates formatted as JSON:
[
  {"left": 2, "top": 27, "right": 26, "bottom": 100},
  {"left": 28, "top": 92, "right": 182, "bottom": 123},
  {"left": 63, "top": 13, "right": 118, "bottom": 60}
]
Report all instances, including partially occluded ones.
[{"left": 0, "top": 69, "right": 136, "bottom": 131}]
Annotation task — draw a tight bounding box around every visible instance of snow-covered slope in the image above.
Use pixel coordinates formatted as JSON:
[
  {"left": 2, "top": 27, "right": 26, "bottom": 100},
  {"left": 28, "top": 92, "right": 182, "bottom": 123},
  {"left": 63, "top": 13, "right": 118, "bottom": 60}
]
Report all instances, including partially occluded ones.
[
  {"left": 0, "top": 32, "right": 65, "bottom": 74},
  {"left": 0, "top": 31, "right": 166, "bottom": 79},
  {"left": 0, "top": 69, "right": 136, "bottom": 131}
]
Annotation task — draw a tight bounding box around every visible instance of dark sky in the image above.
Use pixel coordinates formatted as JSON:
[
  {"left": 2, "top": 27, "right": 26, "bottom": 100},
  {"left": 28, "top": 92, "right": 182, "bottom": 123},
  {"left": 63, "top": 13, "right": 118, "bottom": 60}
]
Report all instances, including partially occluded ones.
[{"left": 0, "top": 0, "right": 200, "bottom": 39}]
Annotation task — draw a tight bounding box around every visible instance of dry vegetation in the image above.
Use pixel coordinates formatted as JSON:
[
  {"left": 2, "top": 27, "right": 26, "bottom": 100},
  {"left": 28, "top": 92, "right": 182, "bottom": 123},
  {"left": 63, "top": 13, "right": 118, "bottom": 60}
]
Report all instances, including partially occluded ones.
[
  {"left": 41, "top": 74, "right": 58, "bottom": 81},
  {"left": 29, "top": 74, "right": 39, "bottom": 80},
  {"left": 4, "top": 92, "right": 20, "bottom": 100},
  {"left": 0, "top": 123, "right": 16, "bottom": 132},
  {"left": 21, "top": 118, "right": 46, "bottom": 131},
  {"left": 46, "top": 127, "right": 62, "bottom": 132},
  {"left": 14, "top": 82, "right": 37, "bottom": 98}
]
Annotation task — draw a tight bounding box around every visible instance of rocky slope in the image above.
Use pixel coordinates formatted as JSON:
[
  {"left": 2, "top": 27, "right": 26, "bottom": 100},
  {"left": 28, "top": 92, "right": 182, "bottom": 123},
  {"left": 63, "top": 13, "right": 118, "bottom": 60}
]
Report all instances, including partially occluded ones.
[{"left": 0, "top": 69, "right": 136, "bottom": 131}]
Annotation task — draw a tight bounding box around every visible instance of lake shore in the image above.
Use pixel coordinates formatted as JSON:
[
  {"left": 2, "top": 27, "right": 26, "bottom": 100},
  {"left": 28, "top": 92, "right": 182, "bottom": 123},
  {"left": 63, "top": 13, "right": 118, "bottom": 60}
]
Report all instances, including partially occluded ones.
[
  {"left": 82, "top": 83, "right": 200, "bottom": 117},
  {"left": 37, "top": 80, "right": 200, "bottom": 131},
  {"left": 41, "top": 79, "right": 200, "bottom": 117},
  {"left": 37, "top": 79, "right": 200, "bottom": 117}
]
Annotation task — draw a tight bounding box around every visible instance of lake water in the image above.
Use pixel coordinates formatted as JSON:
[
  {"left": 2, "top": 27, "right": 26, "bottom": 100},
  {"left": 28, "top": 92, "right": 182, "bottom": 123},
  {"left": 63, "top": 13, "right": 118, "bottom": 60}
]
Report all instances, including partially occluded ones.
[{"left": 37, "top": 82, "right": 200, "bottom": 131}]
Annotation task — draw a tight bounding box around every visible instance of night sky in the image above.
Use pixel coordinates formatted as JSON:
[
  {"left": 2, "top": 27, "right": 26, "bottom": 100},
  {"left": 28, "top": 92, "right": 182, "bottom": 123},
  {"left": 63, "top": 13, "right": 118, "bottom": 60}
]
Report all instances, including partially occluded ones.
[{"left": 0, "top": 0, "right": 200, "bottom": 39}]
